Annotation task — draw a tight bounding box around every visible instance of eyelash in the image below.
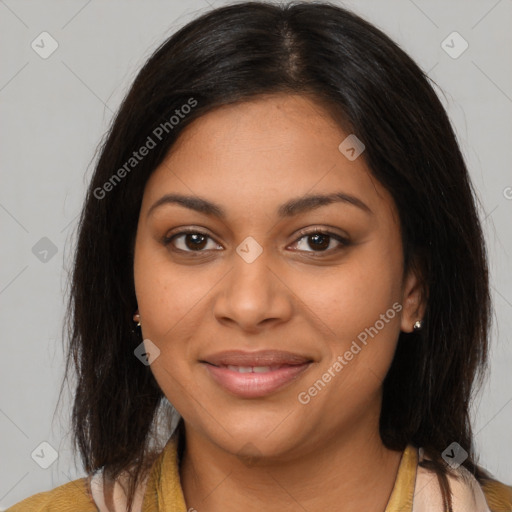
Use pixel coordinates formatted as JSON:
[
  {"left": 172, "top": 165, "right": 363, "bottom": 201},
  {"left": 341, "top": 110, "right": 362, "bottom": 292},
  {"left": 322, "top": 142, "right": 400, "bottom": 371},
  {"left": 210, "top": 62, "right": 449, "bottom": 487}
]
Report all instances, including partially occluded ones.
[{"left": 162, "top": 227, "right": 350, "bottom": 256}]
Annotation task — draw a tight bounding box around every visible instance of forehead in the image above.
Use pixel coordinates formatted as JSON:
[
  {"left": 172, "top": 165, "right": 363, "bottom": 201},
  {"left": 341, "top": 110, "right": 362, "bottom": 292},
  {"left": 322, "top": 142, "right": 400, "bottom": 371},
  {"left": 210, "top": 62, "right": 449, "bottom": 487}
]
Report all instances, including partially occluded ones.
[
  {"left": 167, "top": 94, "right": 348, "bottom": 165},
  {"left": 141, "top": 94, "right": 396, "bottom": 223}
]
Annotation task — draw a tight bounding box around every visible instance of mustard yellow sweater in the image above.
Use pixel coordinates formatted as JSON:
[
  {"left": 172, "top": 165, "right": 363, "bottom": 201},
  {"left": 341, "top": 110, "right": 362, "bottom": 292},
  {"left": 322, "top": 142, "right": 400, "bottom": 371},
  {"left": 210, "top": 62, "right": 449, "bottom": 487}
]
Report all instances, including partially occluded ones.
[{"left": 7, "top": 437, "right": 512, "bottom": 511}]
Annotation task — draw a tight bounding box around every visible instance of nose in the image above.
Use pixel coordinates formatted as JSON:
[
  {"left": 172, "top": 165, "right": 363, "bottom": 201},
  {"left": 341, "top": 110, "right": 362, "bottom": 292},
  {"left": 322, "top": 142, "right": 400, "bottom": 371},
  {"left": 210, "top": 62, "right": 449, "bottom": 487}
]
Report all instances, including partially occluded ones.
[{"left": 213, "top": 249, "right": 293, "bottom": 333}]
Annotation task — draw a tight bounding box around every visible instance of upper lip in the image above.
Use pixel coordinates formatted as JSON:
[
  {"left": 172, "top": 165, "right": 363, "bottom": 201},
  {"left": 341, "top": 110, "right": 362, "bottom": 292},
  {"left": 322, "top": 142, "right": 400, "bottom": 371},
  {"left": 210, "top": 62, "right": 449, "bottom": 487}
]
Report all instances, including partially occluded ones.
[{"left": 201, "top": 350, "right": 313, "bottom": 367}]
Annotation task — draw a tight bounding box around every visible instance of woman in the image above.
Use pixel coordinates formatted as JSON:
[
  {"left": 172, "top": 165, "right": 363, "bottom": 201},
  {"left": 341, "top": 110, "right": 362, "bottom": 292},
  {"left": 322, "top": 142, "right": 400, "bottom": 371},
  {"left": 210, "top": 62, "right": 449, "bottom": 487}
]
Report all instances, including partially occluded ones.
[{"left": 8, "top": 1, "right": 512, "bottom": 511}]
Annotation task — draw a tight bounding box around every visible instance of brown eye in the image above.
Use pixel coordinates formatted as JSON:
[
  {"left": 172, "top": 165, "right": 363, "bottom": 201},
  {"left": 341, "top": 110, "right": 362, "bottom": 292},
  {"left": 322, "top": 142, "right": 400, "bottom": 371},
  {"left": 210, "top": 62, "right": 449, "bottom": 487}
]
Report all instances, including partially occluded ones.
[
  {"left": 291, "top": 229, "right": 350, "bottom": 254},
  {"left": 182, "top": 233, "right": 208, "bottom": 250},
  {"left": 163, "top": 230, "right": 223, "bottom": 253},
  {"left": 306, "top": 233, "right": 330, "bottom": 251}
]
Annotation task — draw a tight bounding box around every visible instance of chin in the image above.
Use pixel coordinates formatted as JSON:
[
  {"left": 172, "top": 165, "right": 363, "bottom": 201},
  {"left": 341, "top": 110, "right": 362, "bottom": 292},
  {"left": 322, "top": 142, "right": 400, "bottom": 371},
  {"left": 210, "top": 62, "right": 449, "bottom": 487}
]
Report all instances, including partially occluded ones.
[{"left": 194, "top": 409, "right": 312, "bottom": 462}]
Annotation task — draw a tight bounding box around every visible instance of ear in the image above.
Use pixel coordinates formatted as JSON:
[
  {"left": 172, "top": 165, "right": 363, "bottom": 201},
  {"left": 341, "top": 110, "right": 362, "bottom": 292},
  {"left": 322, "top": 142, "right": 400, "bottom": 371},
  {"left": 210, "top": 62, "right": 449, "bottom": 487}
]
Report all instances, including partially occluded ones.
[{"left": 400, "top": 266, "right": 426, "bottom": 333}]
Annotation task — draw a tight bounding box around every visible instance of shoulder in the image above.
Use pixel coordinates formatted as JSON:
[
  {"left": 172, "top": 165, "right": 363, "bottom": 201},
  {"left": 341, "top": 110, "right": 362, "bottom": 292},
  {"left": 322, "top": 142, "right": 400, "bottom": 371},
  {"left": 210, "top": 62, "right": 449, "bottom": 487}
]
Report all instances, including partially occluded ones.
[
  {"left": 480, "top": 477, "right": 512, "bottom": 512},
  {"left": 413, "top": 448, "right": 512, "bottom": 512},
  {"left": 6, "top": 477, "right": 97, "bottom": 512}
]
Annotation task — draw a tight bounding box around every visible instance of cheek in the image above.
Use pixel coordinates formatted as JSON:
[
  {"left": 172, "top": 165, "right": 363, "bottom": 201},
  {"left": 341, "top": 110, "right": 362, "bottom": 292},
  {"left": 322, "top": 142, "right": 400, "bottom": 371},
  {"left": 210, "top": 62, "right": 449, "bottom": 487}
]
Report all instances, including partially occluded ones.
[
  {"left": 296, "top": 241, "right": 403, "bottom": 403},
  {"left": 298, "top": 284, "right": 401, "bottom": 424},
  {"left": 303, "top": 246, "right": 402, "bottom": 342},
  {"left": 133, "top": 249, "right": 202, "bottom": 412},
  {"left": 134, "top": 241, "right": 208, "bottom": 341}
]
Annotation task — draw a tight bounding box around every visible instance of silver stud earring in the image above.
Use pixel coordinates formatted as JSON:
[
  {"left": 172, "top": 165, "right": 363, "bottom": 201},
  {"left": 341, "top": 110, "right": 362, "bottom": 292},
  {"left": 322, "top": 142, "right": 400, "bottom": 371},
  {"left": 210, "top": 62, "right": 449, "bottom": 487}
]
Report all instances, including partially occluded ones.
[{"left": 413, "top": 320, "right": 423, "bottom": 331}]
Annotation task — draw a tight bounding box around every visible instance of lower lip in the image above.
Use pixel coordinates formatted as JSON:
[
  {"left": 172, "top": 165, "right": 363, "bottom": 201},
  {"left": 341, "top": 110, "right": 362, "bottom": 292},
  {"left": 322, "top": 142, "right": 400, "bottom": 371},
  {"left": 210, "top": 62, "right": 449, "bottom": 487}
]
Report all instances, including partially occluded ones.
[{"left": 203, "top": 363, "right": 311, "bottom": 398}]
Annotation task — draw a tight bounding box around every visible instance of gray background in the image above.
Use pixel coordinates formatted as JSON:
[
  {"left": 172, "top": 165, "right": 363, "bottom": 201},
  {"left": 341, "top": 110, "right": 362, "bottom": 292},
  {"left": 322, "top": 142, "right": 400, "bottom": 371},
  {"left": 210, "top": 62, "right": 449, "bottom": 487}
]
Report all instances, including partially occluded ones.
[{"left": 0, "top": 0, "right": 511, "bottom": 508}]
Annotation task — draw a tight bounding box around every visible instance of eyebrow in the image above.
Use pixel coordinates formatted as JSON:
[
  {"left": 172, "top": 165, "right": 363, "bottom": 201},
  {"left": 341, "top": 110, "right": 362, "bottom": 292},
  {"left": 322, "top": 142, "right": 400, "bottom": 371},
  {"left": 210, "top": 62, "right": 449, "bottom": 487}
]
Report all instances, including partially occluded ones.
[{"left": 147, "top": 191, "right": 373, "bottom": 219}]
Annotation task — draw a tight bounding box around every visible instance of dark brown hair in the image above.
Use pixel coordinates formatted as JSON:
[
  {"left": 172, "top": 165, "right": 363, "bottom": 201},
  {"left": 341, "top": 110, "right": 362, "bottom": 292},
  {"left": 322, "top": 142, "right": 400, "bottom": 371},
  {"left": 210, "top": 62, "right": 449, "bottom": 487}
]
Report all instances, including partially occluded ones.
[{"left": 60, "top": 2, "right": 492, "bottom": 509}]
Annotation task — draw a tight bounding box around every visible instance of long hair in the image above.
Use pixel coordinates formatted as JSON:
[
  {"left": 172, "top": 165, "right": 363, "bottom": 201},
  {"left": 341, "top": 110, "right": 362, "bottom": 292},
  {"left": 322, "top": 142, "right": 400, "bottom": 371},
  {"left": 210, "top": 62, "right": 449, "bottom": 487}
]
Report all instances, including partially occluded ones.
[{"left": 61, "top": 2, "right": 491, "bottom": 509}]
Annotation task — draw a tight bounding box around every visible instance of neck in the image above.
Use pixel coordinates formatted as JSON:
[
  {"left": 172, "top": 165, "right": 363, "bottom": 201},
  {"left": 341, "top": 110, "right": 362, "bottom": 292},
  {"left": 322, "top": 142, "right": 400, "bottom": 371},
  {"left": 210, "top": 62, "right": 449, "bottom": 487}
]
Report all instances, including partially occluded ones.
[{"left": 179, "top": 412, "right": 404, "bottom": 512}]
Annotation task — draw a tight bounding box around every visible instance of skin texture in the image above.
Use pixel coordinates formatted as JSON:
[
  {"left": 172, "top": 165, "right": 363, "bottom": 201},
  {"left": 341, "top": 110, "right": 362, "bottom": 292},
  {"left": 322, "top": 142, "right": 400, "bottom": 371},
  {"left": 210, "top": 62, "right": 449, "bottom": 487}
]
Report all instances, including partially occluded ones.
[{"left": 133, "top": 94, "right": 425, "bottom": 511}]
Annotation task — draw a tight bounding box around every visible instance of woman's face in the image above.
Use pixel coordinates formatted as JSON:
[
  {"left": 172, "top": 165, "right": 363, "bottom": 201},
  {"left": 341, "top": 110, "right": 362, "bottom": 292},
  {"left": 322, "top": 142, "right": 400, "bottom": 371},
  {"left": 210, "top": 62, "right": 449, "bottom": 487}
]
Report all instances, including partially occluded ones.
[{"left": 133, "top": 94, "right": 423, "bottom": 460}]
